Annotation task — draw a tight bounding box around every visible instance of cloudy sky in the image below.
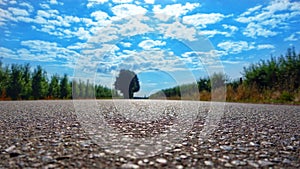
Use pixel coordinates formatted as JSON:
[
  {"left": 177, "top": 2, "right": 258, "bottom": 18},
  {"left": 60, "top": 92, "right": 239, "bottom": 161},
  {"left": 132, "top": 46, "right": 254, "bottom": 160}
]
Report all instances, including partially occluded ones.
[{"left": 1, "top": 0, "right": 300, "bottom": 97}]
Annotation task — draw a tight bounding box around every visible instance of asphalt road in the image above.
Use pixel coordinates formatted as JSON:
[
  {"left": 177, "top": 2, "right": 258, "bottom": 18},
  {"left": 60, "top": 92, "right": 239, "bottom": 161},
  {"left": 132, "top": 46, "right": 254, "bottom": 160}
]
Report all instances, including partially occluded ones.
[{"left": 0, "top": 100, "right": 299, "bottom": 168}]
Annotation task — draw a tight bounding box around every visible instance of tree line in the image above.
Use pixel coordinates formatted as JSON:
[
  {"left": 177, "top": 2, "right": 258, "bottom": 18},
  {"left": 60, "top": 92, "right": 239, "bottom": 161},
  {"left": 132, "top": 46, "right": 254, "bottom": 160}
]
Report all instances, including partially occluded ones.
[
  {"left": 1, "top": 47, "right": 299, "bottom": 103},
  {"left": 243, "top": 47, "right": 300, "bottom": 93},
  {"left": 0, "top": 62, "right": 115, "bottom": 100},
  {"left": 150, "top": 47, "right": 300, "bottom": 103},
  {"left": 149, "top": 72, "right": 227, "bottom": 100}
]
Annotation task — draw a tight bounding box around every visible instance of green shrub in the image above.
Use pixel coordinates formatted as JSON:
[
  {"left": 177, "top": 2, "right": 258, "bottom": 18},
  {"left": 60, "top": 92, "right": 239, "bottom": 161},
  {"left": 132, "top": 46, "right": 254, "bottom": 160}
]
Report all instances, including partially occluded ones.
[{"left": 280, "top": 91, "right": 294, "bottom": 102}]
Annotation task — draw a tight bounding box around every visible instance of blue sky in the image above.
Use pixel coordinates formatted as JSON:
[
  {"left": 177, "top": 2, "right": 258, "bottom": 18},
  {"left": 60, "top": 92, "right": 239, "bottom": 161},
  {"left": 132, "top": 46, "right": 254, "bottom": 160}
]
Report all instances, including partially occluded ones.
[{"left": 1, "top": 0, "right": 300, "bottom": 97}]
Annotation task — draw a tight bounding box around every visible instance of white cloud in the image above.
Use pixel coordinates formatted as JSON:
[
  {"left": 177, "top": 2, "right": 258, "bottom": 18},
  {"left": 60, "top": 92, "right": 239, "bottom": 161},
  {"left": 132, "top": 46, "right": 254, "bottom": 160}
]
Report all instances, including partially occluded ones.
[
  {"left": 82, "top": 44, "right": 120, "bottom": 58},
  {"left": 240, "top": 5, "right": 262, "bottom": 17},
  {"left": 181, "top": 50, "right": 226, "bottom": 70},
  {"left": 182, "top": 13, "right": 225, "bottom": 28},
  {"left": 50, "top": 0, "right": 58, "bottom": 4},
  {"left": 63, "top": 29, "right": 73, "bottom": 37},
  {"left": 0, "top": 7, "right": 35, "bottom": 24},
  {"left": 3, "top": 30, "right": 10, "bottom": 37},
  {"left": 217, "top": 41, "right": 275, "bottom": 54},
  {"left": 113, "top": 49, "right": 186, "bottom": 72},
  {"left": 15, "top": 16, "right": 33, "bottom": 23},
  {"left": 36, "top": 9, "right": 59, "bottom": 19},
  {"left": 64, "top": 16, "right": 80, "bottom": 23},
  {"left": 260, "top": 14, "right": 290, "bottom": 28},
  {"left": 74, "top": 27, "right": 91, "bottom": 40},
  {"left": 0, "top": 0, "right": 6, "bottom": 5},
  {"left": 9, "top": 0, "right": 17, "bottom": 5},
  {"left": 257, "top": 44, "right": 275, "bottom": 50},
  {"left": 27, "top": 9, "right": 97, "bottom": 39},
  {"left": 89, "top": 14, "right": 151, "bottom": 41},
  {"left": 243, "top": 22, "right": 278, "bottom": 38},
  {"left": 222, "top": 60, "right": 242, "bottom": 65},
  {"left": 217, "top": 41, "right": 252, "bottom": 54},
  {"left": 284, "top": 32, "right": 300, "bottom": 41},
  {"left": 120, "top": 42, "right": 132, "bottom": 47},
  {"left": 87, "top": 0, "right": 108, "bottom": 8},
  {"left": 158, "top": 21, "right": 196, "bottom": 41},
  {"left": 8, "top": 7, "right": 30, "bottom": 16},
  {"left": 291, "top": 2, "right": 300, "bottom": 11},
  {"left": 37, "top": 10, "right": 51, "bottom": 18},
  {"left": 116, "top": 16, "right": 153, "bottom": 36},
  {"left": 16, "top": 48, "right": 32, "bottom": 59},
  {"left": 0, "top": 8, "right": 15, "bottom": 23},
  {"left": 222, "top": 24, "right": 238, "bottom": 32},
  {"left": 33, "top": 16, "right": 47, "bottom": 24},
  {"left": 79, "top": 46, "right": 197, "bottom": 77},
  {"left": 111, "top": 4, "right": 147, "bottom": 18},
  {"left": 0, "top": 40, "right": 79, "bottom": 63},
  {"left": 266, "top": 0, "right": 290, "bottom": 13},
  {"left": 91, "top": 11, "right": 110, "bottom": 21},
  {"left": 18, "top": 40, "right": 79, "bottom": 62},
  {"left": 153, "top": 2, "right": 200, "bottom": 21},
  {"left": 236, "top": 1, "right": 292, "bottom": 23},
  {"left": 284, "top": 34, "right": 297, "bottom": 41},
  {"left": 48, "top": 9, "right": 60, "bottom": 15},
  {"left": 67, "top": 42, "right": 86, "bottom": 50},
  {"left": 51, "top": 26, "right": 91, "bottom": 40},
  {"left": 47, "top": 15, "right": 71, "bottom": 27},
  {"left": 49, "top": 0, "right": 63, "bottom": 5},
  {"left": 144, "top": 0, "right": 155, "bottom": 4},
  {"left": 198, "top": 30, "right": 230, "bottom": 38},
  {"left": 88, "top": 26, "right": 119, "bottom": 43},
  {"left": 19, "top": 2, "right": 34, "bottom": 12},
  {"left": 21, "top": 40, "right": 57, "bottom": 49},
  {"left": 102, "top": 44, "right": 120, "bottom": 54},
  {"left": 0, "top": 47, "right": 16, "bottom": 58},
  {"left": 112, "top": 0, "right": 133, "bottom": 3},
  {"left": 236, "top": 0, "right": 300, "bottom": 38},
  {"left": 40, "top": 3, "right": 50, "bottom": 9},
  {"left": 182, "top": 50, "right": 226, "bottom": 59},
  {"left": 138, "top": 39, "right": 166, "bottom": 50}
]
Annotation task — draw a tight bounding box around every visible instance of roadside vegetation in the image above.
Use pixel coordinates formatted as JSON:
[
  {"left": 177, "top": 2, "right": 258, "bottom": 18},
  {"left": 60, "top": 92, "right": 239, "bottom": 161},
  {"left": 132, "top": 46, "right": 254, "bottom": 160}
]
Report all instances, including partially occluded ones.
[
  {"left": 0, "top": 62, "right": 116, "bottom": 100},
  {"left": 150, "top": 47, "right": 300, "bottom": 104},
  {"left": 1, "top": 47, "right": 299, "bottom": 104}
]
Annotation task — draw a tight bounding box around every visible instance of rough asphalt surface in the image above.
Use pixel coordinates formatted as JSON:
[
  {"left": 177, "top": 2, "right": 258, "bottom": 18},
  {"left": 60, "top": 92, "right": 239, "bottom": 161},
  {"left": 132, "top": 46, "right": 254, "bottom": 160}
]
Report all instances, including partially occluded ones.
[{"left": 0, "top": 100, "right": 299, "bottom": 168}]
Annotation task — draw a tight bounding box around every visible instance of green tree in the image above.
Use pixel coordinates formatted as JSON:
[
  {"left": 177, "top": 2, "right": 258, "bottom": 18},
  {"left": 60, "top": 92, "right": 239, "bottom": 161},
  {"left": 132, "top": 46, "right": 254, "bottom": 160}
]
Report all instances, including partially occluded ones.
[
  {"left": 48, "top": 75, "right": 60, "bottom": 99},
  {"left": 32, "top": 66, "right": 48, "bottom": 99},
  {"left": 60, "top": 74, "right": 70, "bottom": 99},
  {"left": 162, "top": 86, "right": 180, "bottom": 97},
  {"left": 69, "top": 81, "right": 73, "bottom": 99},
  {"left": 85, "top": 79, "right": 94, "bottom": 99},
  {"left": 79, "top": 79, "right": 85, "bottom": 98},
  {"left": 114, "top": 69, "right": 140, "bottom": 99},
  {"left": 198, "top": 77, "right": 211, "bottom": 92},
  {"left": 95, "top": 85, "right": 113, "bottom": 98},
  {"left": 20, "top": 63, "right": 32, "bottom": 99},
  {"left": 7, "top": 64, "right": 24, "bottom": 100},
  {"left": 72, "top": 79, "right": 80, "bottom": 99},
  {"left": 0, "top": 60, "right": 9, "bottom": 99},
  {"left": 243, "top": 47, "right": 300, "bottom": 92},
  {"left": 210, "top": 72, "right": 228, "bottom": 90}
]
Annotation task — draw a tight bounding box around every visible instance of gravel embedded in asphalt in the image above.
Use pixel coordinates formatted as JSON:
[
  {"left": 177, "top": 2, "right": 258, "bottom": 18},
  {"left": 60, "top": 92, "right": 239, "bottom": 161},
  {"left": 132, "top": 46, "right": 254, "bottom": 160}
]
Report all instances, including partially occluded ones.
[{"left": 0, "top": 100, "right": 299, "bottom": 168}]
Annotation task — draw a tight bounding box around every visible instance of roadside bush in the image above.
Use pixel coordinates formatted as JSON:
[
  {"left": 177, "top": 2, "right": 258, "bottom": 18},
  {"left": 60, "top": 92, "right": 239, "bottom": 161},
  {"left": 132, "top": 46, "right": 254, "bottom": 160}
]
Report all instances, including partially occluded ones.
[
  {"left": 279, "top": 91, "right": 294, "bottom": 102},
  {"left": 200, "top": 90, "right": 211, "bottom": 101}
]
